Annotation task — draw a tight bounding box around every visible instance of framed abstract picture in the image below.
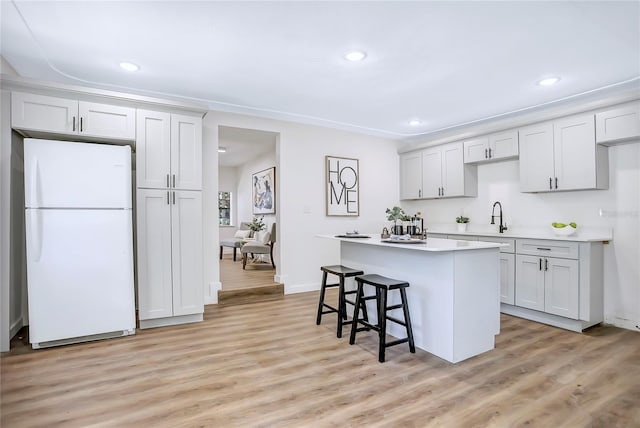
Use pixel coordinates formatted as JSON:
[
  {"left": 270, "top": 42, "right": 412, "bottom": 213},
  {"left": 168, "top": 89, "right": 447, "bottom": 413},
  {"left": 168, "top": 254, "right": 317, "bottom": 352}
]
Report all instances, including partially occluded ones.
[
  {"left": 252, "top": 167, "right": 276, "bottom": 215},
  {"left": 325, "top": 156, "right": 359, "bottom": 216}
]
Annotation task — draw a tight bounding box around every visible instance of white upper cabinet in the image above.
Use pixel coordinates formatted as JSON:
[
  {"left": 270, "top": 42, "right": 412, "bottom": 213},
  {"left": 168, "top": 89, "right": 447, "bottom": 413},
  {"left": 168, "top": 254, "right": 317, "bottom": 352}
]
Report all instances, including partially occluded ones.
[
  {"left": 463, "top": 130, "right": 519, "bottom": 163},
  {"left": 136, "top": 110, "right": 172, "bottom": 189},
  {"left": 171, "top": 114, "right": 203, "bottom": 191},
  {"left": 136, "top": 110, "right": 202, "bottom": 190},
  {"left": 400, "top": 142, "right": 477, "bottom": 200},
  {"left": 596, "top": 101, "right": 640, "bottom": 145},
  {"left": 78, "top": 101, "right": 135, "bottom": 140},
  {"left": 399, "top": 151, "right": 423, "bottom": 199},
  {"left": 421, "top": 146, "right": 443, "bottom": 198},
  {"left": 11, "top": 92, "right": 135, "bottom": 140},
  {"left": 519, "top": 113, "right": 608, "bottom": 192}
]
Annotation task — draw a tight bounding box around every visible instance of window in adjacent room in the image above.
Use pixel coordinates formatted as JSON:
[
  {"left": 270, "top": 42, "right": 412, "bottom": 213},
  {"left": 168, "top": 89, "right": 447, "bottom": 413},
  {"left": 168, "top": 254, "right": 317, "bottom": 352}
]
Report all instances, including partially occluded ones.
[{"left": 218, "top": 191, "right": 232, "bottom": 225}]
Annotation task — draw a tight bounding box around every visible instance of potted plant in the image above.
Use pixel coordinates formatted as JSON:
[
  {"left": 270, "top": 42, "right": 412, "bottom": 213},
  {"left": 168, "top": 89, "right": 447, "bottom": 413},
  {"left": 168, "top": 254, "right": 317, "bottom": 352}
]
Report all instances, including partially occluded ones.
[
  {"left": 249, "top": 216, "right": 266, "bottom": 234},
  {"left": 385, "top": 206, "right": 407, "bottom": 234},
  {"left": 456, "top": 215, "right": 470, "bottom": 232}
]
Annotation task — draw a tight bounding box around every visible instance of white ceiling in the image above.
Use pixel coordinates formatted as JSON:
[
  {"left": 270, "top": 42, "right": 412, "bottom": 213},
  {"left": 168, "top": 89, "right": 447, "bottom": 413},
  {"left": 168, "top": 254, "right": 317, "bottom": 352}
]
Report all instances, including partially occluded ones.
[
  {"left": 1, "top": 1, "right": 639, "bottom": 142},
  {"left": 218, "top": 126, "right": 277, "bottom": 167}
]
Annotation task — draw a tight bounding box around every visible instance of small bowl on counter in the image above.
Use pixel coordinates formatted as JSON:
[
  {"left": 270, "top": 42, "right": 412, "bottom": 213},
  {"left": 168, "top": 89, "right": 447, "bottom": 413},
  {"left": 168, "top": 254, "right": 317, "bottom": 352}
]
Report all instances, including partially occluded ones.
[{"left": 550, "top": 225, "right": 577, "bottom": 236}]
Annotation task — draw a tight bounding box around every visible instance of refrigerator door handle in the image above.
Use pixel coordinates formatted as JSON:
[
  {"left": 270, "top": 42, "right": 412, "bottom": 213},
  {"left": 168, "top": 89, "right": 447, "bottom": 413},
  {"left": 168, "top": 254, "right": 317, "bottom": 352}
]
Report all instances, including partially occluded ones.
[{"left": 28, "top": 209, "right": 43, "bottom": 262}]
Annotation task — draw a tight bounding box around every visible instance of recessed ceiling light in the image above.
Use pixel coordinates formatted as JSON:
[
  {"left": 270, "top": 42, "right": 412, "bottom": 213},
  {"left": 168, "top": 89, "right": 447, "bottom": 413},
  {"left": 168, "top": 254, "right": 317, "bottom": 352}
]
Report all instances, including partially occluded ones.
[
  {"left": 119, "top": 62, "right": 139, "bottom": 72},
  {"left": 538, "top": 76, "right": 560, "bottom": 86},
  {"left": 344, "top": 51, "right": 367, "bottom": 62},
  {"left": 218, "top": 147, "right": 227, "bottom": 153},
  {"left": 408, "top": 119, "right": 423, "bottom": 126}
]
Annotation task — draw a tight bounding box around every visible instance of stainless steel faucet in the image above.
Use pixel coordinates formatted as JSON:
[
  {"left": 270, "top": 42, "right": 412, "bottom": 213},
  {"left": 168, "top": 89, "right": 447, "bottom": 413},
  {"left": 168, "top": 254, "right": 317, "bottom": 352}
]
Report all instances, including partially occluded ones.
[{"left": 491, "top": 201, "right": 508, "bottom": 233}]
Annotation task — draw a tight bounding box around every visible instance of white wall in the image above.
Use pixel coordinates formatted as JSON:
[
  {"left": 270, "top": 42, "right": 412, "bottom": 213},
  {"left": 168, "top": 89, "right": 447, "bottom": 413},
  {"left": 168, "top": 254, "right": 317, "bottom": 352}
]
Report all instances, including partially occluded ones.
[
  {"left": 1, "top": 90, "right": 11, "bottom": 351},
  {"left": 1, "top": 55, "right": 18, "bottom": 75},
  {"left": 203, "top": 111, "right": 400, "bottom": 301},
  {"left": 402, "top": 142, "right": 640, "bottom": 330},
  {"left": 236, "top": 152, "right": 277, "bottom": 227}
]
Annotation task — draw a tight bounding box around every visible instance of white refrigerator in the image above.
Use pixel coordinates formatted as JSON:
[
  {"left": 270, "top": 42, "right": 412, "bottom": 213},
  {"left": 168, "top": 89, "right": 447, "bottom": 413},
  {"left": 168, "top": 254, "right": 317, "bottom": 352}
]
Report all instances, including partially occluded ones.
[{"left": 24, "top": 138, "right": 136, "bottom": 349}]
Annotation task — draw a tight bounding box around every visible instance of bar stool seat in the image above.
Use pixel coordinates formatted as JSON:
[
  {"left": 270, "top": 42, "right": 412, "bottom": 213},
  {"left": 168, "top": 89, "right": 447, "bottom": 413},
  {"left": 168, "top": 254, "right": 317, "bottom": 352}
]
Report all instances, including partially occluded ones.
[
  {"left": 349, "top": 273, "right": 416, "bottom": 362},
  {"left": 316, "top": 265, "right": 367, "bottom": 338}
]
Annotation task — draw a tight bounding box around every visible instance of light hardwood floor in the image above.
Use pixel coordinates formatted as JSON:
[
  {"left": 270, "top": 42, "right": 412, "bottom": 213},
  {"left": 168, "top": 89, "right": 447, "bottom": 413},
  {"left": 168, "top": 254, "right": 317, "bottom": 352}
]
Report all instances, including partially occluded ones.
[
  {"left": 2, "top": 290, "right": 639, "bottom": 427},
  {"left": 220, "top": 252, "right": 278, "bottom": 291}
]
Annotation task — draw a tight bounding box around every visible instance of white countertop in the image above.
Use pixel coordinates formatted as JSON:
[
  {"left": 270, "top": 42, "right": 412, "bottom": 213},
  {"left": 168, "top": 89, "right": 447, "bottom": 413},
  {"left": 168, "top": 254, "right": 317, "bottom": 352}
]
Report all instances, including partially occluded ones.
[
  {"left": 318, "top": 234, "right": 505, "bottom": 252},
  {"left": 424, "top": 224, "right": 612, "bottom": 242}
]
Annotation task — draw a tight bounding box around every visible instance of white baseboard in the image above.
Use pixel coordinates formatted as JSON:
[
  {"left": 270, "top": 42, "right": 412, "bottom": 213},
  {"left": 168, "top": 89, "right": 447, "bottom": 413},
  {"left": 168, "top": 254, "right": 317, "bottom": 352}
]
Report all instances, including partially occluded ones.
[
  {"left": 604, "top": 315, "right": 640, "bottom": 332},
  {"left": 139, "top": 313, "right": 203, "bottom": 329},
  {"left": 205, "top": 281, "right": 222, "bottom": 305},
  {"left": 285, "top": 282, "right": 319, "bottom": 295},
  {"left": 274, "top": 274, "right": 288, "bottom": 284},
  {"left": 500, "top": 304, "right": 600, "bottom": 332}
]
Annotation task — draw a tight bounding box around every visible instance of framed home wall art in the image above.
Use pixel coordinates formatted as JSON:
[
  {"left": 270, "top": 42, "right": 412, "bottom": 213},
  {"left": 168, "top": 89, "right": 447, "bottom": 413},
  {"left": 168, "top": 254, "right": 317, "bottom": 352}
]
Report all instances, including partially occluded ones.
[
  {"left": 252, "top": 167, "right": 276, "bottom": 215},
  {"left": 325, "top": 156, "right": 359, "bottom": 216}
]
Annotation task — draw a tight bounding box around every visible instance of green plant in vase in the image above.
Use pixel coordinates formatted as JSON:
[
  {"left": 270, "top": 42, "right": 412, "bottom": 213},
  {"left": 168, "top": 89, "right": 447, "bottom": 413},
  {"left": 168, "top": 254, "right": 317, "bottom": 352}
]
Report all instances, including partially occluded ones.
[
  {"left": 455, "top": 215, "right": 470, "bottom": 232},
  {"left": 249, "top": 216, "right": 266, "bottom": 233},
  {"left": 385, "top": 206, "right": 407, "bottom": 234}
]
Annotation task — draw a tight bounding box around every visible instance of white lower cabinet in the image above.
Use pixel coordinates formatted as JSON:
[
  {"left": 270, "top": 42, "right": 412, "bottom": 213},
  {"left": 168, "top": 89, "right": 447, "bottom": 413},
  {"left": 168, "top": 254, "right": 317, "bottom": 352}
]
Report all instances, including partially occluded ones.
[
  {"left": 515, "top": 254, "right": 579, "bottom": 318},
  {"left": 507, "top": 238, "right": 602, "bottom": 332},
  {"left": 430, "top": 233, "right": 602, "bottom": 331},
  {"left": 137, "top": 188, "right": 203, "bottom": 327},
  {"left": 499, "top": 253, "right": 515, "bottom": 305}
]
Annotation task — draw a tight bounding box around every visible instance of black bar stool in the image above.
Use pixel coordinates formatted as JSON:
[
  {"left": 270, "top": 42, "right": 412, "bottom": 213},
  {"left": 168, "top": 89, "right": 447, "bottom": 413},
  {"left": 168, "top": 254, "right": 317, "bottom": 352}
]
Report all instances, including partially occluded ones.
[
  {"left": 316, "top": 265, "right": 367, "bottom": 338},
  {"left": 349, "top": 274, "right": 416, "bottom": 363}
]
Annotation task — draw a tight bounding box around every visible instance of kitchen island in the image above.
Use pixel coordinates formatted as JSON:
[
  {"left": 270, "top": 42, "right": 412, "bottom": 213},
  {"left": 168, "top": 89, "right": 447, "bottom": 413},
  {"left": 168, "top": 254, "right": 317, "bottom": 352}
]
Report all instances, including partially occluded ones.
[{"left": 319, "top": 235, "right": 505, "bottom": 363}]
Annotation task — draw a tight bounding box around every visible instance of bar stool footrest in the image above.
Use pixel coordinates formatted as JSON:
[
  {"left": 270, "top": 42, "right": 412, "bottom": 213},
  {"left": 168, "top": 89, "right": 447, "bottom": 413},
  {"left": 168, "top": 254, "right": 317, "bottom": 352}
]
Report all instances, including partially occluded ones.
[
  {"left": 386, "top": 304, "right": 404, "bottom": 310},
  {"left": 386, "top": 315, "right": 407, "bottom": 326},
  {"left": 386, "top": 338, "right": 409, "bottom": 348},
  {"left": 357, "top": 320, "right": 379, "bottom": 331}
]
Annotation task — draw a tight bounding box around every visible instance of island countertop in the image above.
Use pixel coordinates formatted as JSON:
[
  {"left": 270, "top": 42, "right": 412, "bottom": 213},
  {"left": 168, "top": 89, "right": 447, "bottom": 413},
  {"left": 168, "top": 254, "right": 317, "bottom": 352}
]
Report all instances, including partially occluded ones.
[{"left": 318, "top": 234, "right": 506, "bottom": 252}]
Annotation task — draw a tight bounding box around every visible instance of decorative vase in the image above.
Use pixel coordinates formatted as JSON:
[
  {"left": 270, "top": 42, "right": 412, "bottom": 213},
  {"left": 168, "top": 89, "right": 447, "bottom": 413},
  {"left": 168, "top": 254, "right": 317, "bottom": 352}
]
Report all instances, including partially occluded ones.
[
  {"left": 392, "top": 224, "right": 404, "bottom": 235},
  {"left": 457, "top": 223, "right": 468, "bottom": 232}
]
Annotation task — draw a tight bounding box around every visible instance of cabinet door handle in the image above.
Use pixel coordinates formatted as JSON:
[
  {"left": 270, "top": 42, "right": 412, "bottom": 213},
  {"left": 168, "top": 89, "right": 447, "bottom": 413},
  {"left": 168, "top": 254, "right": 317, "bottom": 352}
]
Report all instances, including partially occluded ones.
[
  {"left": 166, "top": 191, "right": 170, "bottom": 205},
  {"left": 545, "top": 258, "right": 548, "bottom": 271},
  {"left": 166, "top": 174, "right": 170, "bottom": 188},
  {"left": 488, "top": 148, "right": 492, "bottom": 158},
  {"left": 549, "top": 177, "right": 553, "bottom": 190},
  {"left": 72, "top": 116, "right": 76, "bottom": 132},
  {"left": 536, "top": 247, "right": 551, "bottom": 251},
  {"left": 555, "top": 177, "right": 558, "bottom": 189},
  {"left": 173, "top": 174, "right": 176, "bottom": 188},
  {"left": 172, "top": 191, "right": 176, "bottom": 205},
  {"left": 80, "top": 117, "right": 83, "bottom": 132},
  {"left": 418, "top": 189, "right": 421, "bottom": 198},
  {"left": 539, "top": 258, "right": 542, "bottom": 271},
  {"left": 485, "top": 148, "right": 488, "bottom": 159}
]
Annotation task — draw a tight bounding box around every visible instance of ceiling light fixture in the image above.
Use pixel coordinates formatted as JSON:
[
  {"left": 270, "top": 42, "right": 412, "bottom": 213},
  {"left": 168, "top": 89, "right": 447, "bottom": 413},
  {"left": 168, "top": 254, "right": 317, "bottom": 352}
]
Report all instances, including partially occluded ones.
[
  {"left": 218, "top": 147, "right": 227, "bottom": 153},
  {"left": 344, "top": 51, "right": 367, "bottom": 62},
  {"left": 408, "top": 119, "right": 423, "bottom": 126},
  {"left": 538, "top": 76, "right": 560, "bottom": 86},
  {"left": 119, "top": 62, "right": 140, "bottom": 72}
]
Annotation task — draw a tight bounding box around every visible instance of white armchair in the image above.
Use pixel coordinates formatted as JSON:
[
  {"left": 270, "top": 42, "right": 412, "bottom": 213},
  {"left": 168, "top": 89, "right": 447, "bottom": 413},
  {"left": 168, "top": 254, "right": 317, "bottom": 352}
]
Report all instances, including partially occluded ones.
[
  {"left": 241, "top": 223, "right": 276, "bottom": 269},
  {"left": 219, "top": 222, "right": 252, "bottom": 261}
]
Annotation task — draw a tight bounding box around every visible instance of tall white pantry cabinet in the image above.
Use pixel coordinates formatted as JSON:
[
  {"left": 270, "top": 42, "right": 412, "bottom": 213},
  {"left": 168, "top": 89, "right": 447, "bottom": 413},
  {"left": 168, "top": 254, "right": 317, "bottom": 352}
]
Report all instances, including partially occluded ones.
[{"left": 136, "top": 109, "right": 204, "bottom": 329}]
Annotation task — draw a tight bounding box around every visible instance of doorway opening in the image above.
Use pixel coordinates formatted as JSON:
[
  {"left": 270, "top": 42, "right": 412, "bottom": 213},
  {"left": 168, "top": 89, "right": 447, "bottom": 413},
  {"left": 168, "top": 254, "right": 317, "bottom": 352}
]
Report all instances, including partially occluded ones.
[{"left": 217, "top": 126, "right": 282, "bottom": 303}]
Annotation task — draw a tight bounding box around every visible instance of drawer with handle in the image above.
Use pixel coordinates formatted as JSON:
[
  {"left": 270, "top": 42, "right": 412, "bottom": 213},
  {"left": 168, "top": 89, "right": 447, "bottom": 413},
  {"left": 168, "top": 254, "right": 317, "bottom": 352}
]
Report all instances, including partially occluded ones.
[{"left": 516, "top": 239, "right": 579, "bottom": 259}]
